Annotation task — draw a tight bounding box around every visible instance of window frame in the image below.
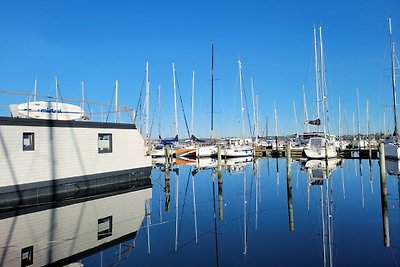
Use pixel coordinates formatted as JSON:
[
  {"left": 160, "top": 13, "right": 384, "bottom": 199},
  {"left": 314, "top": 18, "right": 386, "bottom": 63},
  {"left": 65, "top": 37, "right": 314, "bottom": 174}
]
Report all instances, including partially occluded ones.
[
  {"left": 22, "top": 132, "right": 35, "bottom": 151},
  {"left": 98, "top": 133, "right": 113, "bottom": 154},
  {"left": 21, "top": 245, "right": 34, "bottom": 266},
  {"left": 98, "top": 216, "right": 113, "bottom": 240}
]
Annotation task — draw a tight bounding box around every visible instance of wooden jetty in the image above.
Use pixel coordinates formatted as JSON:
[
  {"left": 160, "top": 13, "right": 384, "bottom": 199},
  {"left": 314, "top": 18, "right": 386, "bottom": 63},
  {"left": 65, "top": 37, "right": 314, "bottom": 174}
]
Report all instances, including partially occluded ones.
[{"left": 254, "top": 146, "right": 379, "bottom": 159}]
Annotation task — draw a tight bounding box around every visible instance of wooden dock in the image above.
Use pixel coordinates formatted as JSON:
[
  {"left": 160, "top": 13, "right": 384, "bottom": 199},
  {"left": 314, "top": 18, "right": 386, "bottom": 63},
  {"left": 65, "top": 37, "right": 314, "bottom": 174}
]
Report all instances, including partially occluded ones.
[{"left": 254, "top": 146, "right": 379, "bottom": 159}]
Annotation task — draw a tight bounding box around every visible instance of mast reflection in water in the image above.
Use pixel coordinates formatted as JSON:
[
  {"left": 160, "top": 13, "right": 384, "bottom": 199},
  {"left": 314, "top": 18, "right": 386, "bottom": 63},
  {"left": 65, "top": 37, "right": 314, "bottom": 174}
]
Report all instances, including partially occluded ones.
[
  {"left": 132, "top": 157, "right": 400, "bottom": 267},
  {"left": 7, "top": 157, "right": 400, "bottom": 266}
]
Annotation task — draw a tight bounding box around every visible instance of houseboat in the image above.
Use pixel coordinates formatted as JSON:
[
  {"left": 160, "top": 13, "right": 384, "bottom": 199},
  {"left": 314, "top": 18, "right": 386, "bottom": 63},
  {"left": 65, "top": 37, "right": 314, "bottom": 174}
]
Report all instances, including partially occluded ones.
[{"left": 0, "top": 99, "right": 152, "bottom": 195}]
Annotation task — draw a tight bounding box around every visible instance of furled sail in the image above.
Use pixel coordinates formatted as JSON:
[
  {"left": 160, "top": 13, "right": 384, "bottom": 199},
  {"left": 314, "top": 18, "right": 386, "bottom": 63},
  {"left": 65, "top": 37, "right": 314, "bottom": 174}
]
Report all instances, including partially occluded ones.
[{"left": 306, "top": 118, "right": 321, "bottom": 126}]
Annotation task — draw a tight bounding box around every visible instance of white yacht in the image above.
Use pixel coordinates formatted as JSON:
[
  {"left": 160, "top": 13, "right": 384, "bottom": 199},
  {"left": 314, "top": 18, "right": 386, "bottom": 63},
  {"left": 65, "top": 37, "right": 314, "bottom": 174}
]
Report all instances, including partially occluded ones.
[
  {"left": 302, "top": 26, "right": 338, "bottom": 159},
  {"left": 304, "top": 135, "right": 337, "bottom": 159},
  {"left": 221, "top": 138, "right": 253, "bottom": 158}
]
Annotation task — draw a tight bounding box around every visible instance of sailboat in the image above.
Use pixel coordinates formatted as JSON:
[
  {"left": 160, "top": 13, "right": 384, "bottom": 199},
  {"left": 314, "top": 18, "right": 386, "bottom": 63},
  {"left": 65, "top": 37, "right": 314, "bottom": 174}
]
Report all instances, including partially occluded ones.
[
  {"left": 384, "top": 17, "right": 400, "bottom": 159},
  {"left": 221, "top": 59, "right": 253, "bottom": 158},
  {"left": 303, "top": 26, "right": 338, "bottom": 159}
]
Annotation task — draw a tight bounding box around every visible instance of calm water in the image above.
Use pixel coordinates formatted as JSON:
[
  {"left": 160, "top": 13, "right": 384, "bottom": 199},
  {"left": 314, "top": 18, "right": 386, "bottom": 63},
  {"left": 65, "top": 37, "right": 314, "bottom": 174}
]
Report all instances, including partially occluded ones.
[
  {"left": 80, "top": 157, "right": 400, "bottom": 267},
  {"left": 3, "top": 157, "right": 400, "bottom": 266}
]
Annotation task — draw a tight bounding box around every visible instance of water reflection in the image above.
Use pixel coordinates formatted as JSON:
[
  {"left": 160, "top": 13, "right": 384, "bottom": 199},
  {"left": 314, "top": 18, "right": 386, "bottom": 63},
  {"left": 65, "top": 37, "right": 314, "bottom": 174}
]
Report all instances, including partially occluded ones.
[
  {"left": 298, "top": 158, "right": 341, "bottom": 267},
  {"left": 144, "top": 157, "right": 400, "bottom": 266},
  {"left": 0, "top": 175, "right": 152, "bottom": 266},
  {"left": 7, "top": 156, "right": 400, "bottom": 266}
]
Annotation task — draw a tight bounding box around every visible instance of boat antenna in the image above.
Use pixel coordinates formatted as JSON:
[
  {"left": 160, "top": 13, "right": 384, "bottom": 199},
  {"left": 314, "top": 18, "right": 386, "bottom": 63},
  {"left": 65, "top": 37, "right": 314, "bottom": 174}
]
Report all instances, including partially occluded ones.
[{"left": 389, "top": 17, "right": 398, "bottom": 137}]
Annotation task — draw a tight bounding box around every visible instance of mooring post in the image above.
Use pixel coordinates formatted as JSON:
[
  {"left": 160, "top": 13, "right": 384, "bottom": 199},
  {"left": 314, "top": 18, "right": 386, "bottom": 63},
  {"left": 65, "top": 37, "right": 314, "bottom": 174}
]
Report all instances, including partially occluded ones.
[
  {"left": 218, "top": 171, "right": 223, "bottom": 221},
  {"left": 217, "top": 145, "right": 223, "bottom": 220},
  {"left": 369, "top": 140, "right": 372, "bottom": 160},
  {"left": 379, "top": 143, "right": 390, "bottom": 247},
  {"left": 286, "top": 140, "right": 294, "bottom": 231},
  {"left": 165, "top": 163, "right": 171, "bottom": 213},
  {"left": 217, "top": 145, "right": 222, "bottom": 173},
  {"left": 286, "top": 141, "right": 291, "bottom": 176},
  {"left": 165, "top": 146, "right": 170, "bottom": 170}
]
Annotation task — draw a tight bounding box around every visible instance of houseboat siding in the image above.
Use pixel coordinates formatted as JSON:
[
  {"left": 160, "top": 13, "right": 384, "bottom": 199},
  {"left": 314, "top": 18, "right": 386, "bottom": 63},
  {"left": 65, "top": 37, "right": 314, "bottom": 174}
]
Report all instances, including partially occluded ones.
[{"left": 0, "top": 117, "right": 151, "bottom": 190}]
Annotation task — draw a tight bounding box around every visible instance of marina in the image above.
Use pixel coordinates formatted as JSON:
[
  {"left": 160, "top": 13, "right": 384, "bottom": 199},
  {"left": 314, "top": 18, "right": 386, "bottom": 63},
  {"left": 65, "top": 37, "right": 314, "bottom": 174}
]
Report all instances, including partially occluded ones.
[
  {"left": 1, "top": 1, "right": 400, "bottom": 266},
  {"left": 3, "top": 150, "right": 400, "bottom": 266}
]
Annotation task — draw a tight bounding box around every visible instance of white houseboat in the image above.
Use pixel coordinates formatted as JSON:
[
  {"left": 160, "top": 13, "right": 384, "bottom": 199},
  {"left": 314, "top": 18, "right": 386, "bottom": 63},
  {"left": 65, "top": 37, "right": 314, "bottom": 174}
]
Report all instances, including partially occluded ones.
[{"left": 0, "top": 100, "right": 152, "bottom": 195}]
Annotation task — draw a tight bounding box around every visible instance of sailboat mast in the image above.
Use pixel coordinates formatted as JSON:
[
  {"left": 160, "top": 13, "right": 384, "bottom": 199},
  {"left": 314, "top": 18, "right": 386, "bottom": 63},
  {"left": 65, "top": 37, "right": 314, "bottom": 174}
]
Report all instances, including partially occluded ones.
[
  {"left": 357, "top": 88, "right": 361, "bottom": 147},
  {"left": 211, "top": 43, "right": 215, "bottom": 135},
  {"left": 313, "top": 26, "right": 321, "bottom": 122},
  {"left": 251, "top": 78, "right": 257, "bottom": 140},
  {"left": 172, "top": 63, "right": 178, "bottom": 137},
  {"left": 55, "top": 76, "right": 59, "bottom": 120},
  {"left": 293, "top": 101, "right": 298, "bottom": 136},
  {"left": 389, "top": 17, "right": 398, "bottom": 136},
  {"left": 274, "top": 102, "right": 278, "bottom": 139},
  {"left": 33, "top": 78, "right": 37, "bottom": 102},
  {"left": 115, "top": 80, "right": 119, "bottom": 123},
  {"left": 319, "top": 26, "right": 328, "bottom": 134},
  {"left": 81, "top": 81, "right": 85, "bottom": 118},
  {"left": 366, "top": 99, "right": 369, "bottom": 142},
  {"left": 55, "top": 76, "right": 59, "bottom": 100},
  {"left": 303, "top": 85, "right": 310, "bottom": 132},
  {"left": 256, "top": 95, "right": 259, "bottom": 144},
  {"left": 191, "top": 70, "right": 195, "bottom": 135},
  {"left": 145, "top": 61, "right": 150, "bottom": 139},
  {"left": 338, "top": 97, "right": 341, "bottom": 144},
  {"left": 238, "top": 59, "right": 245, "bottom": 140},
  {"left": 158, "top": 85, "right": 161, "bottom": 138}
]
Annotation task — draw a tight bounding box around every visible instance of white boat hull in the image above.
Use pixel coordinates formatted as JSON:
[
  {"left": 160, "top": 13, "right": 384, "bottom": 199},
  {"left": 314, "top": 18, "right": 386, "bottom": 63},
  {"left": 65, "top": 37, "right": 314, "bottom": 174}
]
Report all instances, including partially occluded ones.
[
  {"left": 150, "top": 148, "right": 165, "bottom": 158},
  {"left": 304, "top": 146, "right": 337, "bottom": 159},
  {"left": 304, "top": 136, "right": 338, "bottom": 159},
  {"left": 11, "top": 101, "right": 84, "bottom": 121},
  {"left": 197, "top": 145, "right": 218, "bottom": 157},
  {"left": 221, "top": 146, "right": 253, "bottom": 158}
]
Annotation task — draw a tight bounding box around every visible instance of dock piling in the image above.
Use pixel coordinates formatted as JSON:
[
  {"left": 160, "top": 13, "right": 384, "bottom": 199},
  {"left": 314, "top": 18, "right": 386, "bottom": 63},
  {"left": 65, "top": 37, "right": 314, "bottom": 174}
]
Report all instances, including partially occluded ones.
[
  {"left": 286, "top": 141, "right": 294, "bottom": 231},
  {"left": 379, "top": 143, "right": 390, "bottom": 247}
]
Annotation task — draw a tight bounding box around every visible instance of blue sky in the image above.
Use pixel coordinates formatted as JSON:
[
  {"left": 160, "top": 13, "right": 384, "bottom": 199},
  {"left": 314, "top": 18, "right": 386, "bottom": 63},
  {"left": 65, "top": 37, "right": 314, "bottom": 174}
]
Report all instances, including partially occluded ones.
[{"left": 0, "top": 0, "right": 399, "bottom": 138}]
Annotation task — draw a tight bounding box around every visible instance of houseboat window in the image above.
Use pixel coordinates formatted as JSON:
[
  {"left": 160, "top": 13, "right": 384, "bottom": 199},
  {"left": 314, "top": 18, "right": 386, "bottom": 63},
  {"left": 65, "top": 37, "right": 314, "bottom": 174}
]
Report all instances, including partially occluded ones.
[
  {"left": 21, "top": 245, "right": 33, "bottom": 266},
  {"left": 98, "top": 216, "right": 113, "bottom": 240},
  {"left": 23, "top": 133, "right": 35, "bottom": 151},
  {"left": 98, "top": 133, "right": 112, "bottom": 153}
]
